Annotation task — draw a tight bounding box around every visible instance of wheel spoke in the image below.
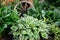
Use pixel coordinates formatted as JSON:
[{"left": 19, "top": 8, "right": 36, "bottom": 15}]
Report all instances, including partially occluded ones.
[
  {"left": 21, "top": 3, "right": 24, "bottom": 9},
  {"left": 25, "top": 2, "right": 27, "bottom": 10},
  {"left": 16, "top": 7, "right": 22, "bottom": 11}
]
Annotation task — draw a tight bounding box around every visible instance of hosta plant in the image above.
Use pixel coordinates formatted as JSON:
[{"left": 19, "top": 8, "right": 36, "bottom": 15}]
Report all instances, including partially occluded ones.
[{"left": 11, "top": 15, "right": 50, "bottom": 40}]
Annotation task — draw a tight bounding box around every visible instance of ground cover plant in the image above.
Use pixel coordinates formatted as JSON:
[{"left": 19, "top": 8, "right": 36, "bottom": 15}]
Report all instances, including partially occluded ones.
[
  {"left": 11, "top": 15, "right": 50, "bottom": 40},
  {"left": 0, "top": 0, "right": 60, "bottom": 40}
]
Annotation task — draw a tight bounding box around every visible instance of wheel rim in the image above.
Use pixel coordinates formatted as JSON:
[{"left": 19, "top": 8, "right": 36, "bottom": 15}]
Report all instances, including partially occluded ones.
[{"left": 14, "top": 1, "right": 33, "bottom": 16}]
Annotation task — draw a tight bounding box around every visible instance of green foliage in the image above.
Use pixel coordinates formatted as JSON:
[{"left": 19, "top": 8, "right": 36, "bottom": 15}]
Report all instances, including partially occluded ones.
[
  {"left": 51, "top": 24, "right": 60, "bottom": 40},
  {"left": 0, "top": 7, "right": 19, "bottom": 35},
  {"left": 45, "top": 0, "right": 60, "bottom": 7},
  {"left": 40, "top": 9, "right": 60, "bottom": 24},
  {"left": 10, "top": 0, "right": 60, "bottom": 40},
  {"left": 0, "top": 0, "right": 60, "bottom": 40},
  {"left": 11, "top": 15, "right": 50, "bottom": 40},
  {"left": 26, "top": 0, "right": 43, "bottom": 19}
]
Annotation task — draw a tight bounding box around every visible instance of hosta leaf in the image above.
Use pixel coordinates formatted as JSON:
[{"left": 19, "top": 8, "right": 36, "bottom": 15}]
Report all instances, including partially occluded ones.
[
  {"left": 41, "top": 32, "right": 48, "bottom": 39},
  {"left": 33, "top": 31, "right": 39, "bottom": 38},
  {"left": 22, "top": 30, "right": 27, "bottom": 34},
  {"left": 27, "top": 31, "right": 33, "bottom": 37},
  {"left": 11, "top": 26, "right": 18, "bottom": 31},
  {"left": 18, "top": 23, "right": 25, "bottom": 29},
  {"left": 29, "top": 37, "right": 34, "bottom": 40},
  {"left": 13, "top": 32, "right": 20, "bottom": 36},
  {"left": 24, "top": 36, "right": 29, "bottom": 40}
]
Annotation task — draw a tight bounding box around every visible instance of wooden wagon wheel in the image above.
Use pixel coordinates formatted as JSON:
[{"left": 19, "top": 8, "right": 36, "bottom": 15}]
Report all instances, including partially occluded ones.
[{"left": 14, "top": 1, "right": 33, "bottom": 16}]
